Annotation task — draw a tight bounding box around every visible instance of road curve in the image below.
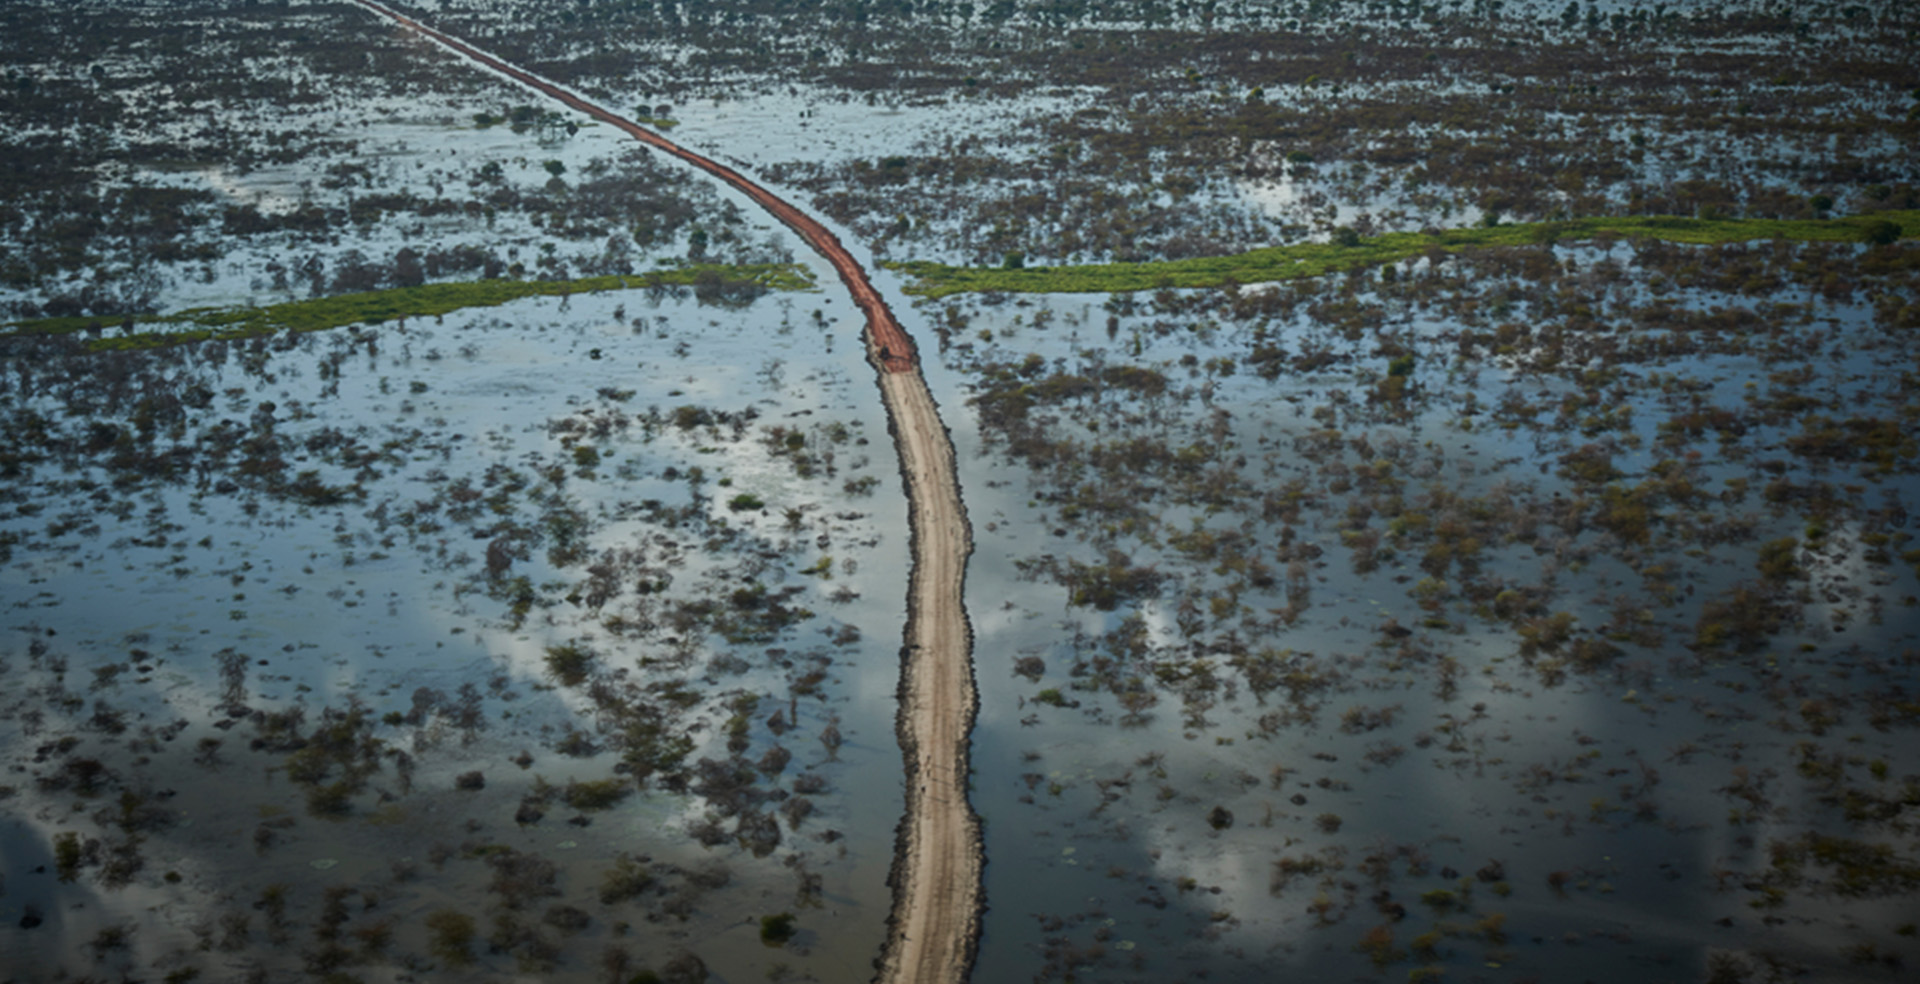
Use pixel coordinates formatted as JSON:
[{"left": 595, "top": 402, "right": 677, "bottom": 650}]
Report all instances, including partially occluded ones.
[
  {"left": 346, "top": 4, "right": 982, "bottom": 982},
  {"left": 351, "top": 0, "right": 918, "bottom": 374}
]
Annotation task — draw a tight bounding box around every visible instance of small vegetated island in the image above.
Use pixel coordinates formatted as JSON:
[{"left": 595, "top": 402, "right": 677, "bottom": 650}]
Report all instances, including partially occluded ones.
[{"left": 3, "top": 2, "right": 1919, "bottom": 984}]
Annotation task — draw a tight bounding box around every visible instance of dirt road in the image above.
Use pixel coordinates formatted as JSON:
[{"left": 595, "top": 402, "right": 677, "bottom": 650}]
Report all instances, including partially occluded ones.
[
  {"left": 350, "top": 0, "right": 917, "bottom": 374},
  {"left": 349, "top": 3, "right": 981, "bottom": 981},
  {"left": 869, "top": 367, "right": 981, "bottom": 984}
]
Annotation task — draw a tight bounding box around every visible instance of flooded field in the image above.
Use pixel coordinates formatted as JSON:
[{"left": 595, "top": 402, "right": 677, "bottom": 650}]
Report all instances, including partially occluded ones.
[
  {"left": 926, "top": 237, "right": 1920, "bottom": 982},
  {"left": 4, "top": 1, "right": 1918, "bottom": 982},
  {"left": 1, "top": 273, "right": 920, "bottom": 981}
]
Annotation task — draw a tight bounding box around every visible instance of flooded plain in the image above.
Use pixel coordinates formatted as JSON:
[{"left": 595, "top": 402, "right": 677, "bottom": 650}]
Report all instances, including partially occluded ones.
[
  {"left": 2, "top": 274, "right": 922, "bottom": 981},
  {"left": 5, "top": 1, "right": 1919, "bottom": 983},
  {"left": 925, "top": 243, "right": 1920, "bottom": 981}
]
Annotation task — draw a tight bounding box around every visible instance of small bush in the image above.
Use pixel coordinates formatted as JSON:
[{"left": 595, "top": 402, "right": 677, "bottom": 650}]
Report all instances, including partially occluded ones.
[
  {"left": 564, "top": 778, "right": 632, "bottom": 811},
  {"left": 543, "top": 643, "right": 595, "bottom": 686},
  {"left": 52, "top": 831, "right": 87, "bottom": 882},
  {"left": 1862, "top": 219, "right": 1904, "bottom": 245},
  {"left": 424, "top": 909, "right": 476, "bottom": 966},
  {"left": 759, "top": 912, "right": 797, "bottom": 946},
  {"left": 1355, "top": 923, "right": 1403, "bottom": 967},
  {"left": 543, "top": 905, "right": 591, "bottom": 933},
  {"left": 599, "top": 853, "right": 653, "bottom": 904},
  {"left": 306, "top": 781, "right": 354, "bottom": 817}
]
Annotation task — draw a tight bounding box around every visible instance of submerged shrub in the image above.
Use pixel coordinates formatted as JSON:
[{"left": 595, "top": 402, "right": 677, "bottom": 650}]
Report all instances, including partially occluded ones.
[
  {"left": 425, "top": 909, "right": 476, "bottom": 966},
  {"left": 564, "top": 778, "right": 632, "bottom": 811},
  {"left": 599, "top": 853, "right": 653, "bottom": 905},
  {"left": 543, "top": 643, "right": 595, "bottom": 686},
  {"left": 759, "top": 912, "right": 797, "bottom": 946}
]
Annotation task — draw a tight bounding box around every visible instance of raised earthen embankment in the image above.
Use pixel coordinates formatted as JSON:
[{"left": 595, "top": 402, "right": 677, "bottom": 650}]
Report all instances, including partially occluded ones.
[
  {"left": 348, "top": 4, "right": 981, "bottom": 982},
  {"left": 352, "top": 0, "right": 916, "bottom": 373}
]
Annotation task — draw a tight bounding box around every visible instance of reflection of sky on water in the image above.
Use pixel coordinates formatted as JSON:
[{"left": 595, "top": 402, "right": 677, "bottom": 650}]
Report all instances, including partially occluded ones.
[
  {"left": 0, "top": 280, "right": 912, "bottom": 979},
  {"left": 936, "top": 269, "right": 1919, "bottom": 981}
]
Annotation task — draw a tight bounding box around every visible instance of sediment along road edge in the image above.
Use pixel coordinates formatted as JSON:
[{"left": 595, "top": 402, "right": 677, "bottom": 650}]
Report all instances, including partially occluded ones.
[{"left": 346, "top": 3, "right": 984, "bottom": 983}]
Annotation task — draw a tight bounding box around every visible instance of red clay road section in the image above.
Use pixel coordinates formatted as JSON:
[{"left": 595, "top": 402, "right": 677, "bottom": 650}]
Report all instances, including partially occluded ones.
[
  {"left": 348, "top": 4, "right": 983, "bottom": 984},
  {"left": 351, "top": 0, "right": 915, "bottom": 373}
]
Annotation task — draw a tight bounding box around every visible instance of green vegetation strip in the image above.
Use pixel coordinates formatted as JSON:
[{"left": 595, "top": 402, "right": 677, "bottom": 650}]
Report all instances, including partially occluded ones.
[
  {"left": 887, "top": 211, "right": 1920, "bottom": 298},
  {"left": 1, "top": 264, "right": 816, "bottom": 351}
]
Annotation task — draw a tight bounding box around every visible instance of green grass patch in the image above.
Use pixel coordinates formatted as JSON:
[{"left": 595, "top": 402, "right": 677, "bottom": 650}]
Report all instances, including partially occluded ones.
[
  {"left": 887, "top": 211, "right": 1920, "bottom": 297},
  {"left": 2, "top": 264, "right": 816, "bottom": 351}
]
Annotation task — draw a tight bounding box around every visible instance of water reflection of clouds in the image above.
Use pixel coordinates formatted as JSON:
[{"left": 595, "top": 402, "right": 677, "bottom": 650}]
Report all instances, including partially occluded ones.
[
  {"left": 944, "top": 273, "right": 1920, "bottom": 976},
  {"left": 667, "top": 86, "right": 1097, "bottom": 168},
  {"left": 0, "top": 277, "right": 916, "bottom": 974}
]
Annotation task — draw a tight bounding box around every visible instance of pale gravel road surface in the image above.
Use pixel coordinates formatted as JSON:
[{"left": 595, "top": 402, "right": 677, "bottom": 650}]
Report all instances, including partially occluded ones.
[
  {"left": 869, "top": 367, "right": 981, "bottom": 984},
  {"left": 349, "top": 4, "right": 982, "bottom": 981}
]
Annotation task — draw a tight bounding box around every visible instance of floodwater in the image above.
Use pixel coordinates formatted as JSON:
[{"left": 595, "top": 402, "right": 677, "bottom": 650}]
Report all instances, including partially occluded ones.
[
  {"left": 5, "top": 1, "right": 1919, "bottom": 981},
  {"left": 912, "top": 254, "right": 1920, "bottom": 982},
  {"left": 1, "top": 275, "right": 913, "bottom": 981}
]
